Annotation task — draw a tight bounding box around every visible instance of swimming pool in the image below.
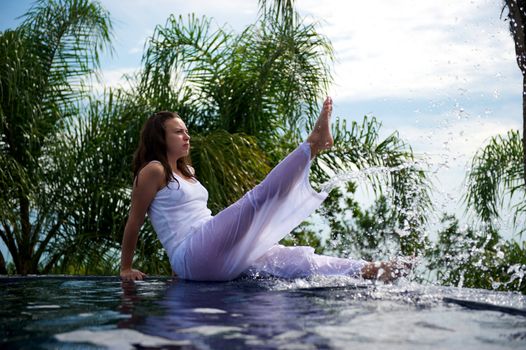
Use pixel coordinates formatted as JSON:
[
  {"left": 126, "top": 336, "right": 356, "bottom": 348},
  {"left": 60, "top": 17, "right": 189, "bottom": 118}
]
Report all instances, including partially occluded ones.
[{"left": 1, "top": 276, "right": 525, "bottom": 349}]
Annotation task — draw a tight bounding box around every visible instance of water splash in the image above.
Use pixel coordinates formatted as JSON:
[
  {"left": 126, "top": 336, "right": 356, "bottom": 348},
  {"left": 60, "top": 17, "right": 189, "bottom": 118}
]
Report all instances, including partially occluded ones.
[
  {"left": 320, "top": 161, "right": 425, "bottom": 193},
  {"left": 492, "top": 264, "right": 526, "bottom": 291}
]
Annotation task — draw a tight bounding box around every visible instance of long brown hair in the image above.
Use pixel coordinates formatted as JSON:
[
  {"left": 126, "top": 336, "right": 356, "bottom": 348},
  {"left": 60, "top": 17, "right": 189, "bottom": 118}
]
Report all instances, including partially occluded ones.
[{"left": 132, "top": 111, "right": 193, "bottom": 187}]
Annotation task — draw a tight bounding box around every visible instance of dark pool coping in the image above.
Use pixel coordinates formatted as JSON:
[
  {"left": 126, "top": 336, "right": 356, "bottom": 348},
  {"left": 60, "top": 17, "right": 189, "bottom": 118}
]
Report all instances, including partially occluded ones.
[{"left": 444, "top": 297, "right": 526, "bottom": 317}]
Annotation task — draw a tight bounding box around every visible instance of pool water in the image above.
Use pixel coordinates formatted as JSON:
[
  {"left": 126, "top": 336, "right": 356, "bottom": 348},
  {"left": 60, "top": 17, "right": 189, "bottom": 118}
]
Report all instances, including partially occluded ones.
[{"left": 1, "top": 276, "right": 526, "bottom": 349}]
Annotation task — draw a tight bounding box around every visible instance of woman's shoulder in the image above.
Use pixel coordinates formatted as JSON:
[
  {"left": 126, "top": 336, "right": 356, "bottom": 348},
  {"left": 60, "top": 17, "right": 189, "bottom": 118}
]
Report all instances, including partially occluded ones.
[
  {"left": 137, "top": 161, "right": 165, "bottom": 184},
  {"left": 142, "top": 160, "right": 164, "bottom": 172}
]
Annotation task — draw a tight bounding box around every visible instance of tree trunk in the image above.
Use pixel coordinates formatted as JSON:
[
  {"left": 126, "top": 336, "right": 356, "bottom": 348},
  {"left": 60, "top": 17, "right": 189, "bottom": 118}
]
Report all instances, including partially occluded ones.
[
  {"left": 0, "top": 252, "right": 7, "bottom": 274},
  {"left": 524, "top": 75, "right": 526, "bottom": 186},
  {"left": 18, "top": 193, "right": 35, "bottom": 275},
  {"left": 506, "top": 0, "right": 526, "bottom": 184}
]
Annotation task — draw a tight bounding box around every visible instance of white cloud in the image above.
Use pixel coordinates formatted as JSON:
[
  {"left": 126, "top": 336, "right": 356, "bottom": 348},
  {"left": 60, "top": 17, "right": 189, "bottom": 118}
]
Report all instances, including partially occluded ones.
[
  {"left": 295, "top": 0, "right": 520, "bottom": 101},
  {"left": 97, "top": 0, "right": 521, "bottom": 103},
  {"left": 398, "top": 115, "right": 520, "bottom": 162},
  {"left": 92, "top": 67, "right": 139, "bottom": 94}
]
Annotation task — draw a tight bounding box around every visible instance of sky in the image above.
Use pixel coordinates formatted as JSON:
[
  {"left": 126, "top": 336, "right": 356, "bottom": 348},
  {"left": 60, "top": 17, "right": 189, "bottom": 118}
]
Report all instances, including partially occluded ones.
[{"left": 1, "top": 0, "right": 523, "bottom": 240}]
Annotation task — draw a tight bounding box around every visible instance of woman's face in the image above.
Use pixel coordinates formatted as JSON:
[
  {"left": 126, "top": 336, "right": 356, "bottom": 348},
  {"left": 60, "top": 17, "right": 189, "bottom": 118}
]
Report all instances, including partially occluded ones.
[{"left": 164, "top": 117, "right": 190, "bottom": 161}]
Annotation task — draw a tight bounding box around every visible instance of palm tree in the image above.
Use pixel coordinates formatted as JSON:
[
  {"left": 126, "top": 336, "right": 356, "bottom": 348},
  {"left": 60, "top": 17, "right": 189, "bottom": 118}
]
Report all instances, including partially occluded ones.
[
  {"left": 465, "top": 130, "right": 525, "bottom": 230},
  {"left": 0, "top": 0, "right": 112, "bottom": 274},
  {"left": 40, "top": 90, "right": 141, "bottom": 274}
]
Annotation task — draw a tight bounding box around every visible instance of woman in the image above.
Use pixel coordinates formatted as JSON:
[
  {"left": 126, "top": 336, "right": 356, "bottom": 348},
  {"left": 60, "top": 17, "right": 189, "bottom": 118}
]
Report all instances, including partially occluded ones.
[{"left": 120, "top": 97, "right": 409, "bottom": 282}]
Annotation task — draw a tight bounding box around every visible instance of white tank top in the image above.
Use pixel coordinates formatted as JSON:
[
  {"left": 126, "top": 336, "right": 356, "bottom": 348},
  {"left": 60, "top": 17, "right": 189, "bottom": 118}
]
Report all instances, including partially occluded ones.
[{"left": 148, "top": 169, "right": 213, "bottom": 255}]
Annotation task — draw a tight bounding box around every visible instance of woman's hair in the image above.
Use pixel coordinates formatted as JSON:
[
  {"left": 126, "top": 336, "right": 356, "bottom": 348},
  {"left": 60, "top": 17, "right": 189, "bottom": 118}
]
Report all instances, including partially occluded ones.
[{"left": 132, "top": 111, "right": 194, "bottom": 187}]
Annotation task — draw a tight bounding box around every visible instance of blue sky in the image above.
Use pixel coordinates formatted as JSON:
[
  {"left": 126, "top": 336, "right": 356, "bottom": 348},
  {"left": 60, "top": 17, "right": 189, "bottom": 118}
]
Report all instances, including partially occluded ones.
[{"left": 1, "top": 0, "right": 524, "bottom": 239}]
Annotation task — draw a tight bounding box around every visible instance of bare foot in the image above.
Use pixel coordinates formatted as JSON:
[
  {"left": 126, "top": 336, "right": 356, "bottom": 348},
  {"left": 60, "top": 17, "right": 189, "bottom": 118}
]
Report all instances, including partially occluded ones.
[
  {"left": 307, "top": 97, "right": 334, "bottom": 158},
  {"left": 361, "top": 258, "right": 415, "bottom": 282}
]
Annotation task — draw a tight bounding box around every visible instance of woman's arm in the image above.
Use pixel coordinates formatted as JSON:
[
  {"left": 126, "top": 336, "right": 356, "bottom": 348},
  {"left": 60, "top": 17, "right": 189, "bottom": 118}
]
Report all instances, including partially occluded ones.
[{"left": 120, "top": 163, "right": 164, "bottom": 281}]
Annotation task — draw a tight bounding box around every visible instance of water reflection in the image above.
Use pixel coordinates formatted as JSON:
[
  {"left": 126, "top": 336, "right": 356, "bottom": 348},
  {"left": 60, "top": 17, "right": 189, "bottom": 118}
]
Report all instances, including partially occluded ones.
[
  {"left": 114, "top": 277, "right": 526, "bottom": 350},
  {"left": 1, "top": 277, "right": 525, "bottom": 349},
  {"left": 120, "top": 278, "right": 338, "bottom": 349}
]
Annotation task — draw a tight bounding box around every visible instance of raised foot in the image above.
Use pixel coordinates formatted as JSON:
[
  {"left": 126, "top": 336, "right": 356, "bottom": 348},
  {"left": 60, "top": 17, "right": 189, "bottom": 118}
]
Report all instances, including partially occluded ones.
[{"left": 307, "top": 96, "right": 334, "bottom": 158}]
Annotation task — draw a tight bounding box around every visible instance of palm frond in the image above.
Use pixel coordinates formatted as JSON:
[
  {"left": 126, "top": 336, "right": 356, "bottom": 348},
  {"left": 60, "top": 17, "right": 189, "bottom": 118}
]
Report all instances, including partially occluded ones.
[
  {"left": 21, "top": 0, "right": 112, "bottom": 112},
  {"left": 138, "top": 7, "right": 333, "bottom": 144},
  {"left": 225, "top": 9, "right": 333, "bottom": 139},
  {"left": 465, "top": 129, "right": 525, "bottom": 226},
  {"left": 139, "top": 13, "right": 232, "bottom": 128},
  {"left": 258, "top": 0, "right": 296, "bottom": 27},
  {"left": 38, "top": 89, "right": 143, "bottom": 269},
  {"left": 190, "top": 131, "right": 271, "bottom": 213}
]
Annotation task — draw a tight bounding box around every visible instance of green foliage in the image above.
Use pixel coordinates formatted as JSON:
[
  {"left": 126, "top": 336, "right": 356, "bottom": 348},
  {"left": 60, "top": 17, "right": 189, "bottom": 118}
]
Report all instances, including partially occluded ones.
[
  {"left": 465, "top": 130, "right": 525, "bottom": 230},
  {"left": 190, "top": 131, "right": 271, "bottom": 213},
  {"left": 323, "top": 188, "right": 430, "bottom": 262},
  {"left": 43, "top": 90, "right": 142, "bottom": 274},
  {"left": 426, "top": 215, "right": 525, "bottom": 294},
  {"left": 138, "top": 3, "right": 333, "bottom": 144},
  {"left": 0, "top": 0, "right": 112, "bottom": 274},
  {"left": 281, "top": 222, "right": 326, "bottom": 255}
]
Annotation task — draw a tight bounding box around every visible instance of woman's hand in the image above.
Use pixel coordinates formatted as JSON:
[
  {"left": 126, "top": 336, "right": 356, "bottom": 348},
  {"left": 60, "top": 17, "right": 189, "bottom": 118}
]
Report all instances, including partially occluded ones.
[{"left": 120, "top": 268, "right": 146, "bottom": 281}]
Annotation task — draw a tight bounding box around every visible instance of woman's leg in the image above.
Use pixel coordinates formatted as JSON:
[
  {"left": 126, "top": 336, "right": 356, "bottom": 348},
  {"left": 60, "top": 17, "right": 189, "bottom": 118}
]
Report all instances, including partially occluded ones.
[
  {"left": 177, "top": 98, "right": 335, "bottom": 281},
  {"left": 180, "top": 141, "right": 317, "bottom": 280},
  {"left": 245, "top": 245, "right": 366, "bottom": 279}
]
